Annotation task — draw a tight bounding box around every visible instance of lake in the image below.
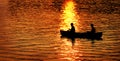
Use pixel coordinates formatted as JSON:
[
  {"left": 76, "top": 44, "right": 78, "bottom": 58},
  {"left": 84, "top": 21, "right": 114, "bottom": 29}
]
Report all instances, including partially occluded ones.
[{"left": 0, "top": 1, "right": 120, "bottom": 61}]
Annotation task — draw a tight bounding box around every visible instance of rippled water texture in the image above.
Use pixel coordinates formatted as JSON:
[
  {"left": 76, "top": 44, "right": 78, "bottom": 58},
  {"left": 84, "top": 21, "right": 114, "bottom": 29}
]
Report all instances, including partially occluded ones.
[{"left": 0, "top": 0, "right": 120, "bottom": 61}]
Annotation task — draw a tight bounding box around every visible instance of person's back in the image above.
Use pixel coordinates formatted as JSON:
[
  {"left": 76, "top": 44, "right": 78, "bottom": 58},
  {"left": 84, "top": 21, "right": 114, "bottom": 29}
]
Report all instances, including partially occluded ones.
[
  {"left": 70, "top": 23, "right": 75, "bottom": 33},
  {"left": 91, "top": 24, "right": 96, "bottom": 33}
]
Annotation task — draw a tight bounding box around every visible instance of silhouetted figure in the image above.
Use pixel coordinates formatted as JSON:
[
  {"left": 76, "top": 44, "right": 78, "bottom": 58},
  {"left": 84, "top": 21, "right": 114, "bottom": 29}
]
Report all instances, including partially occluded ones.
[
  {"left": 70, "top": 23, "right": 75, "bottom": 33},
  {"left": 90, "top": 24, "right": 96, "bottom": 33}
]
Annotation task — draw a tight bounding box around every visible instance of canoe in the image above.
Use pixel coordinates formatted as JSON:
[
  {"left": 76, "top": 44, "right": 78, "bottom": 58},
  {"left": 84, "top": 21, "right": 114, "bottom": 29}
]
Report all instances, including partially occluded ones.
[{"left": 60, "top": 30, "right": 102, "bottom": 39}]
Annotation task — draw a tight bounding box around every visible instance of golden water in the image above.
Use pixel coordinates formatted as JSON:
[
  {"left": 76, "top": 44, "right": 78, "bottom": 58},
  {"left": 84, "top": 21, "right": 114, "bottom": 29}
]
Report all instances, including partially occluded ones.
[{"left": 0, "top": 1, "right": 120, "bottom": 61}]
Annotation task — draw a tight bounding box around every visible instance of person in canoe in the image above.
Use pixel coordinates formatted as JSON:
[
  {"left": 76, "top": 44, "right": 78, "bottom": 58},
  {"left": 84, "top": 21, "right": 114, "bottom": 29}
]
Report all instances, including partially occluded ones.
[
  {"left": 90, "top": 24, "right": 96, "bottom": 33},
  {"left": 69, "top": 23, "right": 75, "bottom": 33}
]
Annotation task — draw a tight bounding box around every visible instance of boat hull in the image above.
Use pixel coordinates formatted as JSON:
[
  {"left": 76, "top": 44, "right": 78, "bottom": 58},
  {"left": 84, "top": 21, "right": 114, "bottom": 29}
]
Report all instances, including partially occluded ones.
[{"left": 60, "top": 30, "right": 102, "bottom": 39}]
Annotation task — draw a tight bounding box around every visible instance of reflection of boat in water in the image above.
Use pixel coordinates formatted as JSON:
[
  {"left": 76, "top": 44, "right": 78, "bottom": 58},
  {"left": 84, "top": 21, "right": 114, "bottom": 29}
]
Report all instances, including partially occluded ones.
[{"left": 60, "top": 30, "right": 102, "bottom": 40}]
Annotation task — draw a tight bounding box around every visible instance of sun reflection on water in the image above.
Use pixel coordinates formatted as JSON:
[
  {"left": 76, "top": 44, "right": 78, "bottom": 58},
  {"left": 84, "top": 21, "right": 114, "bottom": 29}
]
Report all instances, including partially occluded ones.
[
  {"left": 59, "top": 38, "right": 83, "bottom": 61},
  {"left": 60, "top": 0, "right": 79, "bottom": 31}
]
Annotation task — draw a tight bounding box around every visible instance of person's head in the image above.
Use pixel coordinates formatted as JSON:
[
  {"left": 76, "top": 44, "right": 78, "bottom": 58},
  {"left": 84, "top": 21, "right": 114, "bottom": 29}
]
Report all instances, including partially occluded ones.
[
  {"left": 91, "top": 24, "right": 94, "bottom": 27},
  {"left": 71, "top": 23, "right": 73, "bottom": 26}
]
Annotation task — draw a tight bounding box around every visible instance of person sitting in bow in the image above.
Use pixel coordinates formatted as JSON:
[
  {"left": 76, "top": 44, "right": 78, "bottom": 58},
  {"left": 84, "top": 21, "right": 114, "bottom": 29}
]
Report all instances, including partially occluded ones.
[{"left": 90, "top": 24, "right": 96, "bottom": 33}]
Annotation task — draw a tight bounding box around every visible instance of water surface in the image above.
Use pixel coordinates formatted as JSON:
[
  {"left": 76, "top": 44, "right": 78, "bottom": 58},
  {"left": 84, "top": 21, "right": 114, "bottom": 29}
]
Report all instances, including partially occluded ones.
[{"left": 0, "top": 1, "right": 120, "bottom": 61}]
